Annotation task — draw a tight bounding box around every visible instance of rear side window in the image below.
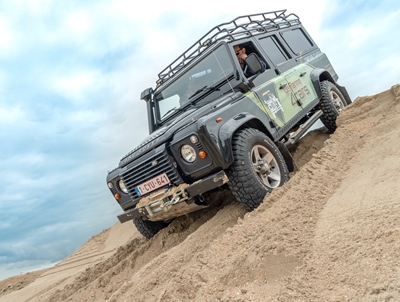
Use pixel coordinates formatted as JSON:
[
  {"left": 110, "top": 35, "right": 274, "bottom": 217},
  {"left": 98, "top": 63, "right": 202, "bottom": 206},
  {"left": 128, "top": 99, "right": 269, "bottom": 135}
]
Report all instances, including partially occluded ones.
[
  {"left": 258, "top": 35, "right": 289, "bottom": 66},
  {"left": 280, "top": 28, "right": 314, "bottom": 54}
]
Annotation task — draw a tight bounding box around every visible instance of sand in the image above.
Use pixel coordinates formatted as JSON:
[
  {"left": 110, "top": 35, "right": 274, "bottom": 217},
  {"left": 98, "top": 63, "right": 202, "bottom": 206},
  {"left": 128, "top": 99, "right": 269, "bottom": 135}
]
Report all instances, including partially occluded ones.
[{"left": 1, "top": 84, "right": 399, "bottom": 302}]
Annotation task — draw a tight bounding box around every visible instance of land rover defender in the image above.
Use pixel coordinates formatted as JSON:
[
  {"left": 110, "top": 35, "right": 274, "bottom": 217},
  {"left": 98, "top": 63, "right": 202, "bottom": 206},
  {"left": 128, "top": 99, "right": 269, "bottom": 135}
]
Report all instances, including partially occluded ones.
[{"left": 106, "top": 10, "right": 351, "bottom": 239}]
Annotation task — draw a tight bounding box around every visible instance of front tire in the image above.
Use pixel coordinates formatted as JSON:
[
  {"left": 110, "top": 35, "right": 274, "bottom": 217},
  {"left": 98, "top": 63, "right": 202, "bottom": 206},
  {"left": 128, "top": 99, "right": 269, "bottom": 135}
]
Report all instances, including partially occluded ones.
[
  {"left": 319, "top": 80, "right": 347, "bottom": 133},
  {"left": 133, "top": 217, "right": 171, "bottom": 239},
  {"left": 227, "top": 128, "right": 290, "bottom": 210}
]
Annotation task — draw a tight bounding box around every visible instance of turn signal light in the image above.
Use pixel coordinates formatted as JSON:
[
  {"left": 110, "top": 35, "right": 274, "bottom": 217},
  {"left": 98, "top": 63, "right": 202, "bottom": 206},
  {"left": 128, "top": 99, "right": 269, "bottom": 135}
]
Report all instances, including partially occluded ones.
[
  {"left": 199, "top": 150, "right": 207, "bottom": 159},
  {"left": 216, "top": 117, "right": 222, "bottom": 123},
  {"left": 114, "top": 193, "right": 121, "bottom": 200}
]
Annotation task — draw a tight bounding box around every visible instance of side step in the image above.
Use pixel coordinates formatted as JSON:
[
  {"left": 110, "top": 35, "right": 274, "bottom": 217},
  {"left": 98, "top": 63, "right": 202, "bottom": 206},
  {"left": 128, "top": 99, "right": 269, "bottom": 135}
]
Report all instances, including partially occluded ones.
[{"left": 284, "top": 110, "right": 323, "bottom": 148}]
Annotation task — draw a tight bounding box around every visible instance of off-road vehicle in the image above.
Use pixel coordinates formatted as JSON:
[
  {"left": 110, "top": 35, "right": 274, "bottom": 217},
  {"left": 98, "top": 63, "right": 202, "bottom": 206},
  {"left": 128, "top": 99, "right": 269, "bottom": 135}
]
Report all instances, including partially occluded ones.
[{"left": 106, "top": 10, "right": 351, "bottom": 239}]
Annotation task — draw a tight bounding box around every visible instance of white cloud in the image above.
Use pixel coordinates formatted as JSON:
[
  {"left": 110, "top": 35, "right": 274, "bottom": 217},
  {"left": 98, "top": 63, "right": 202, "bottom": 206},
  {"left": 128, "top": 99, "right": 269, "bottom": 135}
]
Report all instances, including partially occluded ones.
[
  {"left": 0, "top": 17, "right": 15, "bottom": 56},
  {"left": 11, "top": 152, "right": 46, "bottom": 166},
  {"left": 65, "top": 11, "right": 93, "bottom": 36},
  {"left": 348, "top": 25, "right": 374, "bottom": 49},
  {"left": 66, "top": 109, "right": 103, "bottom": 124},
  {"left": 0, "top": 105, "right": 26, "bottom": 124},
  {"left": 345, "top": 8, "right": 400, "bottom": 49},
  {"left": 51, "top": 70, "right": 100, "bottom": 103},
  {"left": 10, "top": 0, "right": 53, "bottom": 16}
]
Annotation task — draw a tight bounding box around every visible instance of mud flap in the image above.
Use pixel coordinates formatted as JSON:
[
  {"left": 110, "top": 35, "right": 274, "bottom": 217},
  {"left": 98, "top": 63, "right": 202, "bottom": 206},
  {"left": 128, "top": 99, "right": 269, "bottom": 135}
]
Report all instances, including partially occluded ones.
[
  {"left": 276, "top": 141, "right": 296, "bottom": 172},
  {"left": 336, "top": 84, "right": 352, "bottom": 105}
]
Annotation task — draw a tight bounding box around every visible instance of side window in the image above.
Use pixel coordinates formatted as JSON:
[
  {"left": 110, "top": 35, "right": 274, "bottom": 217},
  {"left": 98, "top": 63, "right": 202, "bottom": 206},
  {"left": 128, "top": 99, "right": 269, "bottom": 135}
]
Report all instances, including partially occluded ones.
[
  {"left": 258, "top": 35, "right": 290, "bottom": 67},
  {"left": 280, "top": 28, "right": 314, "bottom": 55},
  {"left": 233, "top": 41, "right": 270, "bottom": 77}
]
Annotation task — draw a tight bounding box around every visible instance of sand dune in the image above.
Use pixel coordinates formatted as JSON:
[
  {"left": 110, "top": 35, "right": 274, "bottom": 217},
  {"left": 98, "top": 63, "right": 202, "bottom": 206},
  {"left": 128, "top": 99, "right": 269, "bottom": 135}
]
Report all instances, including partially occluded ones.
[{"left": 1, "top": 84, "right": 399, "bottom": 302}]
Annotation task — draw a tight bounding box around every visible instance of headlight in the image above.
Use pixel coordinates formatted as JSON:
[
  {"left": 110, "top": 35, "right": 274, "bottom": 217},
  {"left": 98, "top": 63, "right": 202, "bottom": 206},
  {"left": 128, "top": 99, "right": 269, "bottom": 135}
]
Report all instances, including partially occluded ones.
[
  {"left": 181, "top": 145, "right": 196, "bottom": 163},
  {"left": 118, "top": 179, "right": 128, "bottom": 193},
  {"left": 189, "top": 135, "right": 198, "bottom": 144}
]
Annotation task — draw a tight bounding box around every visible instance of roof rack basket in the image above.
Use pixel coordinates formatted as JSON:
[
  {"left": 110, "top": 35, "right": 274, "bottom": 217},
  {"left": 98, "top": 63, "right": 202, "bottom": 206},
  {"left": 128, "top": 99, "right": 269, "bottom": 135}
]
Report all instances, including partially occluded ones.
[{"left": 156, "top": 9, "right": 300, "bottom": 86}]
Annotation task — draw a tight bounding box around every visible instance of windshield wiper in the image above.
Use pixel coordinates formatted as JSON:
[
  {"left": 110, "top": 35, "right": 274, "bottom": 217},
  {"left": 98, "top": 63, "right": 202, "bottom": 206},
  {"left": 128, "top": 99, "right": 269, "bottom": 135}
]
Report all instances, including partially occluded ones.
[
  {"left": 188, "top": 85, "right": 219, "bottom": 100},
  {"left": 161, "top": 102, "right": 197, "bottom": 119},
  {"left": 161, "top": 107, "right": 179, "bottom": 118}
]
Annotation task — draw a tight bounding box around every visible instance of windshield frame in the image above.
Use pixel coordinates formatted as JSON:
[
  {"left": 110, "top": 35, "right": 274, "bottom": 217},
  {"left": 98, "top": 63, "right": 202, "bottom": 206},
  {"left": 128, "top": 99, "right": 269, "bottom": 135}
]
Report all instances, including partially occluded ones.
[{"left": 153, "top": 42, "right": 236, "bottom": 124}]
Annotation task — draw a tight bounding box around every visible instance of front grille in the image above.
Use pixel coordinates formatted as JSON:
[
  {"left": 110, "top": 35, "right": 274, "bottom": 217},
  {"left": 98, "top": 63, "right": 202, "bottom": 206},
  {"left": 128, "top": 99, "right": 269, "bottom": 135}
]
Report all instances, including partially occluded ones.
[{"left": 120, "top": 149, "right": 181, "bottom": 203}]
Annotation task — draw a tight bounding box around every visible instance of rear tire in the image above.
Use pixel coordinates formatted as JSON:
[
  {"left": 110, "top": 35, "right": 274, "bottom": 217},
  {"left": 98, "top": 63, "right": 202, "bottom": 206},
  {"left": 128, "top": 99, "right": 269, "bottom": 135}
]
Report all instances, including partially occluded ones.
[
  {"left": 226, "top": 128, "right": 290, "bottom": 210},
  {"left": 133, "top": 217, "right": 170, "bottom": 239},
  {"left": 319, "top": 80, "right": 347, "bottom": 133}
]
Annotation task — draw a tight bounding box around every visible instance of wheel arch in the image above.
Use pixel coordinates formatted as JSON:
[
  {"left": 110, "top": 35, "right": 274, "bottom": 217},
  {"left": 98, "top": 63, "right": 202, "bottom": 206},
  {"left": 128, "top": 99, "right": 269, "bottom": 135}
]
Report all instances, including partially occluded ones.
[
  {"left": 218, "top": 114, "right": 273, "bottom": 168},
  {"left": 310, "top": 69, "right": 352, "bottom": 106},
  {"left": 310, "top": 68, "right": 336, "bottom": 99}
]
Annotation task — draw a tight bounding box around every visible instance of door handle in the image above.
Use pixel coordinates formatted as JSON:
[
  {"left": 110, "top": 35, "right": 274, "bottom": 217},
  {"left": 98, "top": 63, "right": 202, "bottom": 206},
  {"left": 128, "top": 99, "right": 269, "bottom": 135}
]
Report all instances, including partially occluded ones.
[
  {"left": 300, "top": 72, "right": 307, "bottom": 77},
  {"left": 279, "top": 83, "right": 287, "bottom": 90}
]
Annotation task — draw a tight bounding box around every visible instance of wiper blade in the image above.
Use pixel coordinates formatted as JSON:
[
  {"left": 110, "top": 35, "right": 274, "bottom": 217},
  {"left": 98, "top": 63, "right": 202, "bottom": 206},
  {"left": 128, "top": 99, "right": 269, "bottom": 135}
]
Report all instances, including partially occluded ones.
[
  {"left": 161, "top": 103, "right": 196, "bottom": 119},
  {"left": 161, "top": 107, "right": 179, "bottom": 118},
  {"left": 188, "top": 85, "right": 219, "bottom": 100},
  {"left": 189, "top": 86, "right": 208, "bottom": 100}
]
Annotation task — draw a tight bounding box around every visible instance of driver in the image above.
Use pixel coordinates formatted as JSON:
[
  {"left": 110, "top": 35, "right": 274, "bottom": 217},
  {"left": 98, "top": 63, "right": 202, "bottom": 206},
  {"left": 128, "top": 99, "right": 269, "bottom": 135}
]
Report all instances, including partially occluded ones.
[{"left": 234, "top": 44, "right": 267, "bottom": 77}]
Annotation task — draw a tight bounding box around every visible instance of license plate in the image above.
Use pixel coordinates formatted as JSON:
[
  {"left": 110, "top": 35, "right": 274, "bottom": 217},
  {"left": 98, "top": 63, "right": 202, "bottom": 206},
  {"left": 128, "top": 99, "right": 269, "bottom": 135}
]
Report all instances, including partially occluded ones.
[{"left": 135, "top": 173, "right": 170, "bottom": 196}]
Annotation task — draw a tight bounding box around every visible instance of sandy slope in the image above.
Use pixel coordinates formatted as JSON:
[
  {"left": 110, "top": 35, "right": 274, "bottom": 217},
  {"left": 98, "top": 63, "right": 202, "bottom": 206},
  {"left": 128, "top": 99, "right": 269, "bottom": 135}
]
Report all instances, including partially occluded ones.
[{"left": 1, "top": 84, "right": 399, "bottom": 302}]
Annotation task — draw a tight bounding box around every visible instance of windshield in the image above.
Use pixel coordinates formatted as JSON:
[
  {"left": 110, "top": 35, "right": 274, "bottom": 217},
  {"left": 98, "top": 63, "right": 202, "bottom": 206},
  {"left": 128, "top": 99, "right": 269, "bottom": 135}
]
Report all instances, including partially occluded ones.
[{"left": 154, "top": 44, "right": 234, "bottom": 121}]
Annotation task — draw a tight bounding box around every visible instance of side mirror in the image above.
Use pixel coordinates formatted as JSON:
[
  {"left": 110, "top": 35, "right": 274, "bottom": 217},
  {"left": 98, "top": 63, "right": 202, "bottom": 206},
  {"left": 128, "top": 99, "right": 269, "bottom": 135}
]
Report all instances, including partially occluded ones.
[{"left": 245, "top": 53, "right": 262, "bottom": 75}]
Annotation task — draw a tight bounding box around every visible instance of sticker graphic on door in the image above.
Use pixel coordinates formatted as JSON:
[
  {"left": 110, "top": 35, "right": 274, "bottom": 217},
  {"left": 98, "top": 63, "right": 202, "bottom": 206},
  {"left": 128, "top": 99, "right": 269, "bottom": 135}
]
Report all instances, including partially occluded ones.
[{"left": 262, "top": 90, "right": 284, "bottom": 120}]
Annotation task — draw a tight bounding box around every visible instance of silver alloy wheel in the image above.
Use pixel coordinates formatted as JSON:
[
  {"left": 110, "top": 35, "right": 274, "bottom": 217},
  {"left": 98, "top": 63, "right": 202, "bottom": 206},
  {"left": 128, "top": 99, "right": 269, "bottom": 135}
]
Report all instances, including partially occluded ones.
[
  {"left": 251, "top": 144, "right": 281, "bottom": 188},
  {"left": 330, "top": 90, "right": 346, "bottom": 113}
]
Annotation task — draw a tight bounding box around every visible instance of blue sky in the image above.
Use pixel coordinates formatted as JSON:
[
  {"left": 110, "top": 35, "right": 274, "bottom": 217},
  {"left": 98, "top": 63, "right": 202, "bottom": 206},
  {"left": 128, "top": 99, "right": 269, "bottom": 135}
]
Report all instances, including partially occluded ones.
[{"left": 0, "top": 0, "right": 399, "bottom": 280}]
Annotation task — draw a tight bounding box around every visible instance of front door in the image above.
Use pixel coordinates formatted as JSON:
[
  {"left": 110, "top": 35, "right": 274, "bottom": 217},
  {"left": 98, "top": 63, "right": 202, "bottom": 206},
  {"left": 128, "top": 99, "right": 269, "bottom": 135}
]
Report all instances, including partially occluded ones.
[{"left": 252, "top": 63, "right": 317, "bottom": 128}]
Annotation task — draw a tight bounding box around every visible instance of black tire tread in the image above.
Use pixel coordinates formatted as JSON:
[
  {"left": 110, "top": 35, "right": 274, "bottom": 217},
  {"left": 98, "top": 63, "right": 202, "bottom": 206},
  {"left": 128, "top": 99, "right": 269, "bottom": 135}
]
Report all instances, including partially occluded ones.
[
  {"left": 319, "top": 80, "right": 346, "bottom": 133},
  {"left": 227, "top": 128, "right": 289, "bottom": 211},
  {"left": 133, "top": 218, "right": 169, "bottom": 239}
]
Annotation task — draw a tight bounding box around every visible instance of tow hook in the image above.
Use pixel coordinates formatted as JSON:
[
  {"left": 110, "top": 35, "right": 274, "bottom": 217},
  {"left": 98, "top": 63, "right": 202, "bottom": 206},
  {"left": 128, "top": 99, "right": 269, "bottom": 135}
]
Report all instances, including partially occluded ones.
[
  {"left": 161, "top": 190, "right": 188, "bottom": 209},
  {"left": 162, "top": 195, "right": 180, "bottom": 209}
]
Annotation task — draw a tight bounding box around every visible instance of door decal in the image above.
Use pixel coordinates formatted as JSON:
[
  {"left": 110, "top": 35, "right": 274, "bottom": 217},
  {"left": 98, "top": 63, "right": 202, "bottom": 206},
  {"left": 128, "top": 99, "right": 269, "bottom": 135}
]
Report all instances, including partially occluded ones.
[{"left": 262, "top": 90, "right": 284, "bottom": 119}]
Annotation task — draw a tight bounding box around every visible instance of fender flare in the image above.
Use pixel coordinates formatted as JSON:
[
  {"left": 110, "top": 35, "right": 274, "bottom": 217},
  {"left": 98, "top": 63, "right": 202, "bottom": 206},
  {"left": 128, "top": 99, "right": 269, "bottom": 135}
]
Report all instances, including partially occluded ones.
[
  {"left": 310, "top": 68, "right": 336, "bottom": 99},
  {"left": 218, "top": 112, "right": 296, "bottom": 172},
  {"left": 218, "top": 113, "right": 265, "bottom": 168},
  {"left": 218, "top": 113, "right": 295, "bottom": 172},
  {"left": 310, "top": 68, "right": 352, "bottom": 105}
]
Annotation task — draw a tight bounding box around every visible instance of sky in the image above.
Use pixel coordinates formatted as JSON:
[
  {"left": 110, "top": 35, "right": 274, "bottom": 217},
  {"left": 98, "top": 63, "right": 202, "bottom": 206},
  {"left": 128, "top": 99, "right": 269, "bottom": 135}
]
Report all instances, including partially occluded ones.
[{"left": 0, "top": 0, "right": 399, "bottom": 280}]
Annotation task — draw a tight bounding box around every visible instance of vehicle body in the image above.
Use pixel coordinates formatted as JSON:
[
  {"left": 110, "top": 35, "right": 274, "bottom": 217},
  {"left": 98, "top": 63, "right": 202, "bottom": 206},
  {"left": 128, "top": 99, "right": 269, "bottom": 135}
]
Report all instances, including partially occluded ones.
[{"left": 106, "top": 10, "right": 351, "bottom": 238}]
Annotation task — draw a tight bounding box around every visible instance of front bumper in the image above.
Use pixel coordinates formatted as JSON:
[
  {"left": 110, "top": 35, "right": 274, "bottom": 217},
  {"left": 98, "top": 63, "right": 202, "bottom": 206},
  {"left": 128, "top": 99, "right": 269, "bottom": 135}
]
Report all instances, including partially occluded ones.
[{"left": 117, "top": 171, "right": 228, "bottom": 223}]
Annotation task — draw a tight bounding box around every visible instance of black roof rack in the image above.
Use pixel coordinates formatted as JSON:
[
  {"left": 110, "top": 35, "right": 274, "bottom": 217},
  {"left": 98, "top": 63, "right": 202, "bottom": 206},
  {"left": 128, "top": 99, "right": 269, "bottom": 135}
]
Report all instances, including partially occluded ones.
[{"left": 156, "top": 9, "right": 300, "bottom": 87}]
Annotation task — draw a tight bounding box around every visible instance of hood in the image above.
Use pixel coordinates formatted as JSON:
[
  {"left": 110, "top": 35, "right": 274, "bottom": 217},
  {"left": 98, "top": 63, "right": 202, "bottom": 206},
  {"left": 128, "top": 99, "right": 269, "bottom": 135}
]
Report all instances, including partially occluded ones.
[{"left": 119, "top": 90, "right": 242, "bottom": 167}]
